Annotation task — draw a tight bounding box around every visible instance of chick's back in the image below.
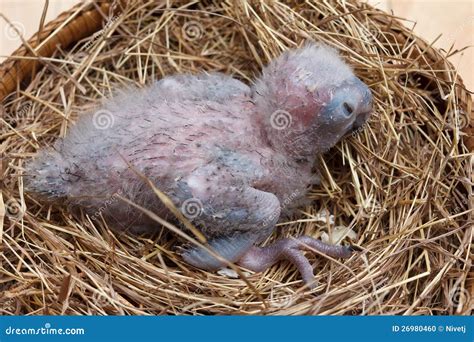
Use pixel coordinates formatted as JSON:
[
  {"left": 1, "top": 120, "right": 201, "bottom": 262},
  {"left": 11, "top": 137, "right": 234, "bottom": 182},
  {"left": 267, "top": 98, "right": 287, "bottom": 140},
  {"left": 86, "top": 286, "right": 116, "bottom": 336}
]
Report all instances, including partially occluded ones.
[{"left": 25, "top": 74, "right": 299, "bottom": 228}]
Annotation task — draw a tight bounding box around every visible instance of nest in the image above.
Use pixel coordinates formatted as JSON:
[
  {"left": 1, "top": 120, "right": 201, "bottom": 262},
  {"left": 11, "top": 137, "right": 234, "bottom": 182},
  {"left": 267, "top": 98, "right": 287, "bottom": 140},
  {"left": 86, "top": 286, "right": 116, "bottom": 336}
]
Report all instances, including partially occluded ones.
[{"left": 1, "top": 0, "right": 472, "bottom": 315}]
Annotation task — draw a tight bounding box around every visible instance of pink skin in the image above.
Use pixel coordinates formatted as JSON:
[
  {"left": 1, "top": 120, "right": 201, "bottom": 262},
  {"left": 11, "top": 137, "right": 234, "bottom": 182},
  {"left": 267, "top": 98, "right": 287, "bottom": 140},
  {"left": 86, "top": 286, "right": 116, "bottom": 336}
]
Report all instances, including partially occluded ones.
[{"left": 25, "top": 43, "right": 372, "bottom": 287}]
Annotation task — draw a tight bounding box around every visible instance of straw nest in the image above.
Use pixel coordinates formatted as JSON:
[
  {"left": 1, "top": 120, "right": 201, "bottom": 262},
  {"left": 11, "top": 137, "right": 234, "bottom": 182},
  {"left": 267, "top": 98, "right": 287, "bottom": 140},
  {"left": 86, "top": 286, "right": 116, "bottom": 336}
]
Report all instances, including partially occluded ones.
[{"left": 1, "top": 0, "right": 472, "bottom": 315}]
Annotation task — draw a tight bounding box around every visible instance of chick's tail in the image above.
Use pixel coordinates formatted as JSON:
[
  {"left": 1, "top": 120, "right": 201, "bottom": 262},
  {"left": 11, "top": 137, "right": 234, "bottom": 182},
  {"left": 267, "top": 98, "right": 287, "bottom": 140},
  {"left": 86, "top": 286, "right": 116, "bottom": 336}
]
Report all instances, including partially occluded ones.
[{"left": 24, "top": 148, "right": 72, "bottom": 201}]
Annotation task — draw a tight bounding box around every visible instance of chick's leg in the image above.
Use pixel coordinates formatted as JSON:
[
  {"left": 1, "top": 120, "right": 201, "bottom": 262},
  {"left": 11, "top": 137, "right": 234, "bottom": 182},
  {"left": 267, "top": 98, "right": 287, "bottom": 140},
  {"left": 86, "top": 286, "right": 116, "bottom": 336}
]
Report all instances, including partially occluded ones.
[
  {"left": 178, "top": 166, "right": 354, "bottom": 287},
  {"left": 182, "top": 232, "right": 257, "bottom": 271},
  {"left": 181, "top": 186, "right": 281, "bottom": 271},
  {"left": 238, "top": 237, "right": 354, "bottom": 287}
]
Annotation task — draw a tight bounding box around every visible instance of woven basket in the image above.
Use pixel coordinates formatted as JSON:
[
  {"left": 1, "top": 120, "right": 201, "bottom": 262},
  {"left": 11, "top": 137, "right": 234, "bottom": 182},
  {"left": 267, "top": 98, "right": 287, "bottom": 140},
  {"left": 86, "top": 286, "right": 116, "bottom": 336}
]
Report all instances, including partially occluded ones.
[{"left": 1, "top": 0, "right": 472, "bottom": 315}]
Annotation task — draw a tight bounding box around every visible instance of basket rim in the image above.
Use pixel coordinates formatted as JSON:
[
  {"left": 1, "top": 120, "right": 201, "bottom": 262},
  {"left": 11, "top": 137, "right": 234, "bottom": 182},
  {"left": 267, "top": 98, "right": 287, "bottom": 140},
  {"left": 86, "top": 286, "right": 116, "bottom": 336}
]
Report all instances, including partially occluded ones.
[{"left": 0, "top": 1, "right": 111, "bottom": 102}]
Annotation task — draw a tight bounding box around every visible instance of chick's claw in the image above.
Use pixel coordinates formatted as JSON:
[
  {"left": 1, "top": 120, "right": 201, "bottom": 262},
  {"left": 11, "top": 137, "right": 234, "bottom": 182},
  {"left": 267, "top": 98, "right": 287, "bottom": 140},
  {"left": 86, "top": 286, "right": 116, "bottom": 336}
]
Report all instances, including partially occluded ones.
[{"left": 238, "top": 236, "right": 355, "bottom": 287}]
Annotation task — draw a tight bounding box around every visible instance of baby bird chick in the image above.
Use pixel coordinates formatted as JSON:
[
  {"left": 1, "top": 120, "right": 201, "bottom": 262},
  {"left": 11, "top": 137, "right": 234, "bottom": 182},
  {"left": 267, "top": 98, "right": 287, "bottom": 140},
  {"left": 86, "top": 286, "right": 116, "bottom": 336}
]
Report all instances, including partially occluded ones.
[{"left": 25, "top": 43, "right": 373, "bottom": 286}]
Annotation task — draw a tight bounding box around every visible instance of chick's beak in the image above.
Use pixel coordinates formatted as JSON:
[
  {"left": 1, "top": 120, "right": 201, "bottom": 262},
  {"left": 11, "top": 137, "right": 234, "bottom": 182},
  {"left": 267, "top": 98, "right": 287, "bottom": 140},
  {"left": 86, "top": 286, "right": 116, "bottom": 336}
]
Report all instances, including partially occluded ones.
[{"left": 345, "top": 77, "right": 373, "bottom": 132}]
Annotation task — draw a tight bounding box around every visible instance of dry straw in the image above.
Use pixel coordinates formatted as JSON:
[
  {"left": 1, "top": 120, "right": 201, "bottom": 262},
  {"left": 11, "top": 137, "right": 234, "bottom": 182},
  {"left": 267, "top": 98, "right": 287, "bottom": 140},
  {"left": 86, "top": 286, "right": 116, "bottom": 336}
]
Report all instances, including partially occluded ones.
[{"left": 0, "top": 0, "right": 472, "bottom": 315}]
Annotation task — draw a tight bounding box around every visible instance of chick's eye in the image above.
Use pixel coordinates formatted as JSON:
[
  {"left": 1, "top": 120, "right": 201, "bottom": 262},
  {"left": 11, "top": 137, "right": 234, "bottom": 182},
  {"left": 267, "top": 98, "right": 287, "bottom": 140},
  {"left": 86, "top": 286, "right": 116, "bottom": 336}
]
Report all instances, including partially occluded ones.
[{"left": 342, "top": 102, "right": 354, "bottom": 116}]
